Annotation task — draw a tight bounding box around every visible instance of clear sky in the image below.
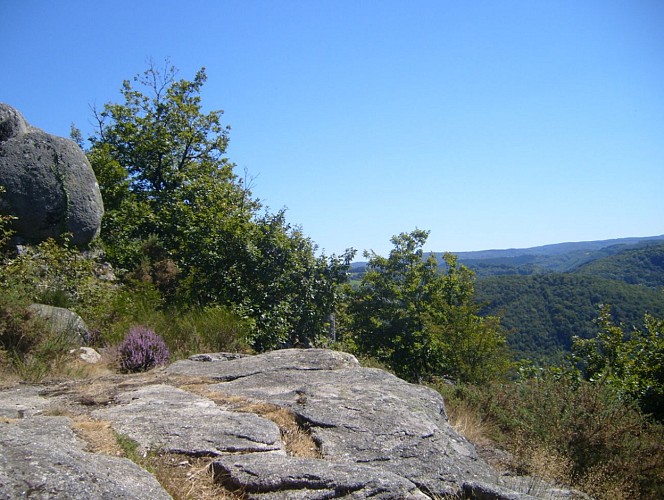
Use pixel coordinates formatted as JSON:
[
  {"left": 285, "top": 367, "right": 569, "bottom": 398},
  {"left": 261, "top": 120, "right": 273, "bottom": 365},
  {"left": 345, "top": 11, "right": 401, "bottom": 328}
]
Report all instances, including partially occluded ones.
[{"left": 2, "top": 1, "right": 663, "bottom": 256}]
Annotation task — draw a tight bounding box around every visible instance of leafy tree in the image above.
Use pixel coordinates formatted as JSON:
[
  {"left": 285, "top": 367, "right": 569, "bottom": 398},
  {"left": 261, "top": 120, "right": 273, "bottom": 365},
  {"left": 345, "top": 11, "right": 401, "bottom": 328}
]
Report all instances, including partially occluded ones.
[
  {"left": 348, "top": 229, "right": 509, "bottom": 383},
  {"left": 85, "top": 61, "right": 254, "bottom": 272},
  {"left": 83, "top": 61, "right": 352, "bottom": 349},
  {"left": 573, "top": 304, "right": 664, "bottom": 421}
]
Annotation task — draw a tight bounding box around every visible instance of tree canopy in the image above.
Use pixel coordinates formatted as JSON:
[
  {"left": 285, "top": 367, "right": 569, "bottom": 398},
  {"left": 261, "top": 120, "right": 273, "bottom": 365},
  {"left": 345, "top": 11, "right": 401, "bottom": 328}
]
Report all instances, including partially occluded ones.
[
  {"left": 347, "top": 229, "right": 510, "bottom": 383},
  {"left": 83, "top": 62, "right": 354, "bottom": 350},
  {"left": 573, "top": 305, "right": 664, "bottom": 421}
]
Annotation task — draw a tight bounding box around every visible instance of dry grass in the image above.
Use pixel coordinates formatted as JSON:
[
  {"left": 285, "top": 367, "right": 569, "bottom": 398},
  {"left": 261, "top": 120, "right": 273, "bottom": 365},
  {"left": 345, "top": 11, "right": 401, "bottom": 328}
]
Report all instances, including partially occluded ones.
[
  {"left": 4, "top": 367, "right": 321, "bottom": 498},
  {"left": 238, "top": 401, "right": 321, "bottom": 459},
  {"left": 144, "top": 454, "right": 242, "bottom": 500},
  {"left": 447, "top": 399, "right": 494, "bottom": 447},
  {"left": 72, "top": 417, "right": 124, "bottom": 456},
  {"left": 70, "top": 413, "right": 240, "bottom": 499},
  {"left": 0, "top": 368, "right": 20, "bottom": 388},
  {"left": 576, "top": 464, "right": 635, "bottom": 500},
  {"left": 506, "top": 439, "right": 573, "bottom": 487}
]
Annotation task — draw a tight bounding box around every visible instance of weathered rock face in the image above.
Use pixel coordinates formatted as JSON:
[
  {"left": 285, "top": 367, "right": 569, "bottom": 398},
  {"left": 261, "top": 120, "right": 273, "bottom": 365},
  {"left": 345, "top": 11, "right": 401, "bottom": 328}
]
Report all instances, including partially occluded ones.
[
  {"left": 92, "top": 384, "right": 286, "bottom": 456},
  {"left": 0, "top": 103, "right": 103, "bottom": 247},
  {"left": 167, "top": 349, "right": 489, "bottom": 497},
  {"left": 0, "top": 349, "right": 583, "bottom": 499},
  {"left": 0, "top": 416, "right": 170, "bottom": 499}
]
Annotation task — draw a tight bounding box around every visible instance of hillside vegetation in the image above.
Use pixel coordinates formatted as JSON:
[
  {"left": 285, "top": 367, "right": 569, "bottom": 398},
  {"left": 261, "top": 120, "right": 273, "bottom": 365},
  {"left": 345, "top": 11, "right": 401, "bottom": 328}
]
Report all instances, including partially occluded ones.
[
  {"left": 574, "top": 242, "right": 664, "bottom": 287},
  {"left": 476, "top": 271, "right": 664, "bottom": 362},
  {"left": 2, "top": 63, "right": 663, "bottom": 499}
]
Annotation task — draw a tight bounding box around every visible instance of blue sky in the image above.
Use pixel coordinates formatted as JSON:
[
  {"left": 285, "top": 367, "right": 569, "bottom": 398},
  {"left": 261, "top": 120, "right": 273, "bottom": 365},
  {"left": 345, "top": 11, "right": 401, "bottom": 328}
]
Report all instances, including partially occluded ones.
[{"left": 2, "top": 1, "right": 663, "bottom": 256}]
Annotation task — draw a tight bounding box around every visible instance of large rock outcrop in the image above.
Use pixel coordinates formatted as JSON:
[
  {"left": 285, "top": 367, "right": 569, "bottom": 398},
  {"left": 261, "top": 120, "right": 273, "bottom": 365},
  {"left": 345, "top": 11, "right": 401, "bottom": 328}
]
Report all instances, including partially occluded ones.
[
  {"left": 0, "top": 103, "right": 103, "bottom": 247},
  {"left": 0, "top": 416, "right": 170, "bottom": 499},
  {"left": 0, "top": 349, "right": 582, "bottom": 499}
]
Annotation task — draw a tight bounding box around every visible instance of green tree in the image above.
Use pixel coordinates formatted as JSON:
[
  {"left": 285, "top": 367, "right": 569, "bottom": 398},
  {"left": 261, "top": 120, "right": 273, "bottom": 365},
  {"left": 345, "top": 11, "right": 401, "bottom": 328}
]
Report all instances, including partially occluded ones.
[
  {"left": 87, "top": 61, "right": 255, "bottom": 272},
  {"left": 573, "top": 304, "right": 664, "bottom": 421},
  {"left": 348, "top": 229, "right": 509, "bottom": 383},
  {"left": 84, "top": 61, "right": 353, "bottom": 350}
]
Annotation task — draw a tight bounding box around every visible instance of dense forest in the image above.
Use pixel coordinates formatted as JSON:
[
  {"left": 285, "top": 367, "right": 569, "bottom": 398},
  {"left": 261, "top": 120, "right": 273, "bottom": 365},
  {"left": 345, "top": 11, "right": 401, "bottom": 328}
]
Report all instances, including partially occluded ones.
[
  {"left": 2, "top": 63, "right": 663, "bottom": 498},
  {"left": 474, "top": 242, "right": 664, "bottom": 361},
  {"left": 353, "top": 239, "right": 664, "bottom": 363},
  {"left": 454, "top": 236, "right": 664, "bottom": 276}
]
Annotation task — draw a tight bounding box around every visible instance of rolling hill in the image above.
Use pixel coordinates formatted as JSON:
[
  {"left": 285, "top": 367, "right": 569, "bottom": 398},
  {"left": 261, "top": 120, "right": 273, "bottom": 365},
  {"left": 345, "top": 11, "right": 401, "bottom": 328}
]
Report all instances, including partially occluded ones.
[{"left": 350, "top": 235, "right": 664, "bottom": 363}]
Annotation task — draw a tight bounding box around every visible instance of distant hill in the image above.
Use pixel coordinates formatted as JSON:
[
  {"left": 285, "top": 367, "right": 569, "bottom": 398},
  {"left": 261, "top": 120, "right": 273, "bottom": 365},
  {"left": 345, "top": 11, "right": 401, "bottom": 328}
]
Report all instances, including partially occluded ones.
[
  {"left": 473, "top": 239, "right": 664, "bottom": 362},
  {"left": 350, "top": 235, "right": 664, "bottom": 277},
  {"left": 573, "top": 242, "right": 664, "bottom": 288},
  {"left": 450, "top": 235, "right": 664, "bottom": 277},
  {"left": 349, "top": 235, "right": 664, "bottom": 363},
  {"left": 454, "top": 235, "right": 664, "bottom": 260},
  {"left": 475, "top": 272, "right": 664, "bottom": 363}
]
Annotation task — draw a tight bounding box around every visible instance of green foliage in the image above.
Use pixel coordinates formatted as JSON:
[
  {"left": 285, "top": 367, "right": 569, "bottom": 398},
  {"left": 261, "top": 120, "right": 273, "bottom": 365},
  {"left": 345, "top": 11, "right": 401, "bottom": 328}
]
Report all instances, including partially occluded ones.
[
  {"left": 347, "top": 229, "right": 509, "bottom": 383},
  {"left": 0, "top": 238, "right": 119, "bottom": 334},
  {"left": 0, "top": 186, "right": 16, "bottom": 252},
  {"left": 437, "top": 373, "right": 664, "bottom": 499},
  {"left": 476, "top": 273, "right": 664, "bottom": 362},
  {"left": 88, "top": 62, "right": 248, "bottom": 273},
  {"left": 86, "top": 61, "right": 352, "bottom": 350},
  {"left": 170, "top": 306, "right": 251, "bottom": 354},
  {"left": 95, "top": 282, "right": 251, "bottom": 358},
  {"left": 0, "top": 287, "right": 46, "bottom": 359},
  {"left": 0, "top": 236, "right": 120, "bottom": 380},
  {"left": 573, "top": 305, "right": 664, "bottom": 421},
  {"left": 574, "top": 242, "right": 664, "bottom": 288},
  {"left": 0, "top": 284, "right": 78, "bottom": 381},
  {"left": 114, "top": 432, "right": 145, "bottom": 466}
]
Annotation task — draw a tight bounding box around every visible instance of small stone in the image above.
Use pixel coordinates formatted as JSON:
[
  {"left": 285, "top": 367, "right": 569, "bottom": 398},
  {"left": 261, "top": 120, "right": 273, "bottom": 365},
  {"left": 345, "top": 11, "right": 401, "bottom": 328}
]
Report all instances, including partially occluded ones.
[{"left": 70, "top": 346, "right": 102, "bottom": 364}]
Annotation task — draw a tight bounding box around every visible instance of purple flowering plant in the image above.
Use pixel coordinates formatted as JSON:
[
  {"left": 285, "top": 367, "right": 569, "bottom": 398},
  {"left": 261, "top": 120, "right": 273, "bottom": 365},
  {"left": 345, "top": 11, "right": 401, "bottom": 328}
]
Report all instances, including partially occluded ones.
[{"left": 118, "top": 325, "right": 170, "bottom": 372}]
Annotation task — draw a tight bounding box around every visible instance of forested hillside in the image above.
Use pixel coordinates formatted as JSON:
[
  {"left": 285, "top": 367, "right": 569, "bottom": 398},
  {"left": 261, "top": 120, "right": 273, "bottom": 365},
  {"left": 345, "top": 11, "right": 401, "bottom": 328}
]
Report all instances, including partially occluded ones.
[
  {"left": 453, "top": 236, "right": 664, "bottom": 277},
  {"left": 471, "top": 242, "right": 664, "bottom": 361},
  {"left": 351, "top": 239, "right": 664, "bottom": 363},
  {"left": 475, "top": 273, "right": 664, "bottom": 362},
  {"left": 574, "top": 242, "right": 664, "bottom": 287}
]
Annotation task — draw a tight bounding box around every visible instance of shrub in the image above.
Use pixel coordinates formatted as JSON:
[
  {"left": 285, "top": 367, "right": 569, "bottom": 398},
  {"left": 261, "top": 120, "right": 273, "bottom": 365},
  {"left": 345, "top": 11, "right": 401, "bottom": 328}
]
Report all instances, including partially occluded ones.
[
  {"left": 118, "top": 325, "right": 170, "bottom": 372},
  {"left": 437, "top": 373, "right": 664, "bottom": 499},
  {"left": 169, "top": 306, "right": 251, "bottom": 355},
  {"left": 0, "top": 286, "right": 82, "bottom": 381}
]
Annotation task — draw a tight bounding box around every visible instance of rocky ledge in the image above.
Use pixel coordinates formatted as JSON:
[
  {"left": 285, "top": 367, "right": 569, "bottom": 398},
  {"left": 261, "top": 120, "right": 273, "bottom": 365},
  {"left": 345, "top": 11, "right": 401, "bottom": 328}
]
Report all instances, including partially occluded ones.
[{"left": 0, "top": 349, "right": 581, "bottom": 499}]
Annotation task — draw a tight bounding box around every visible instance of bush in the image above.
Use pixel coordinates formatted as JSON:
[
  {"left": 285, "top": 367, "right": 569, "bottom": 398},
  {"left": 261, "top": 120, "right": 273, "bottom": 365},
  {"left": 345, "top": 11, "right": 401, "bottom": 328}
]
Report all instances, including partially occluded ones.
[
  {"left": 169, "top": 306, "right": 251, "bottom": 355},
  {"left": 0, "top": 286, "right": 81, "bottom": 381},
  {"left": 118, "top": 325, "right": 170, "bottom": 372},
  {"left": 99, "top": 285, "right": 251, "bottom": 360},
  {"left": 436, "top": 373, "right": 664, "bottom": 499}
]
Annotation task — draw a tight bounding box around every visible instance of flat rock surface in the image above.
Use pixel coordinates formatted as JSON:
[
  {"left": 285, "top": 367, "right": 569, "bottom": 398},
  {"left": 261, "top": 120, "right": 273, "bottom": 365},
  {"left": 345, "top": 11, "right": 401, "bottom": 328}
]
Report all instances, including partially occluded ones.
[
  {"left": 167, "top": 348, "right": 360, "bottom": 381},
  {"left": 0, "top": 349, "right": 579, "bottom": 499},
  {"left": 93, "top": 384, "right": 285, "bottom": 456},
  {"left": 0, "top": 385, "right": 50, "bottom": 418},
  {"left": 0, "top": 416, "right": 170, "bottom": 499},
  {"left": 212, "top": 453, "right": 429, "bottom": 499},
  {"left": 201, "top": 354, "right": 488, "bottom": 496}
]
